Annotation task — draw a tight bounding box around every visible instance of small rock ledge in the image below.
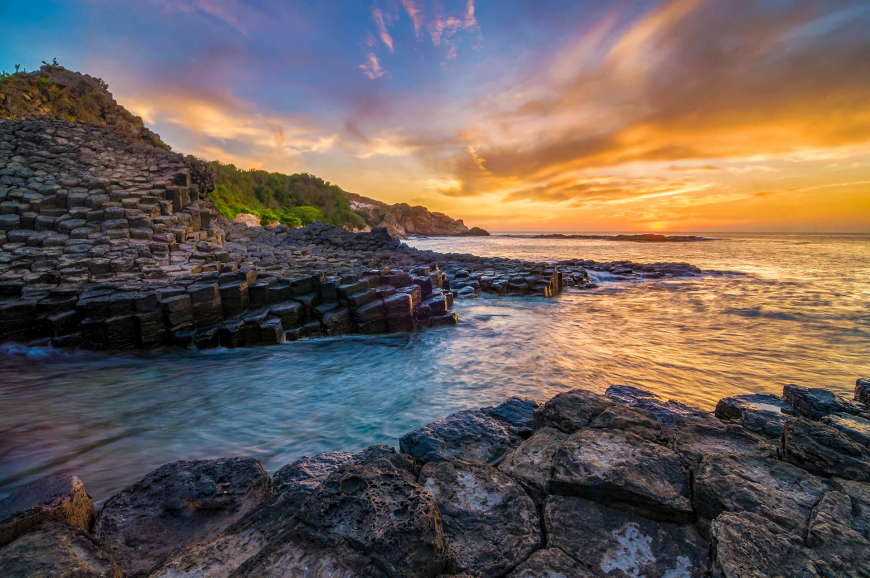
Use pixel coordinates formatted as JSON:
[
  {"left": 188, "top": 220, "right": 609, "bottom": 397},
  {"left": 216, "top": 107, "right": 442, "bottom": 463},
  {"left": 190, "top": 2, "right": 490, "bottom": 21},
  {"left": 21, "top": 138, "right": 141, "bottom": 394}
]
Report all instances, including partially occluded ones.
[{"left": 2, "top": 378, "right": 868, "bottom": 577}]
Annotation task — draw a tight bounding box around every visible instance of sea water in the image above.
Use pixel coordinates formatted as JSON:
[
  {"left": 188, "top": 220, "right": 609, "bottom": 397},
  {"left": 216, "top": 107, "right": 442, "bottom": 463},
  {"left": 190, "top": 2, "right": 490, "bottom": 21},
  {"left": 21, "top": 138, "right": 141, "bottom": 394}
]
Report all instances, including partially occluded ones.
[{"left": 1, "top": 233, "right": 867, "bottom": 500}]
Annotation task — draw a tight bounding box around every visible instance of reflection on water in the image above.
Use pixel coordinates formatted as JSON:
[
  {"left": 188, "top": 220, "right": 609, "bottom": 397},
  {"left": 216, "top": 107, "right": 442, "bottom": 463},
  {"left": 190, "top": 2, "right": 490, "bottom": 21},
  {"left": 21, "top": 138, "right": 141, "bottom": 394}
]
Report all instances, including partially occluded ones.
[{"left": 1, "top": 233, "right": 868, "bottom": 500}]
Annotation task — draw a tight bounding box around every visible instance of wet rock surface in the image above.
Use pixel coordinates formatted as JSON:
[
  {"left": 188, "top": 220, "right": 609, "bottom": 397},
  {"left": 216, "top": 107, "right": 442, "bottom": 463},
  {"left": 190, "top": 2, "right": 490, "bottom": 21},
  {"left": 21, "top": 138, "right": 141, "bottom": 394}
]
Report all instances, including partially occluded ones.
[
  {"left": 297, "top": 463, "right": 455, "bottom": 578},
  {"left": 92, "top": 457, "right": 273, "bottom": 577},
  {"left": 419, "top": 460, "right": 540, "bottom": 577},
  {"left": 545, "top": 495, "right": 709, "bottom": 578},
  {"left": 714, "top": 393, "right": 796, "bottom": 438},
  {"left": 0, "top": 471, "right": 95, "bottom": 547},
  {"left": 3, "top": 382, "right": 868, "bottom": 576},
  {"left": 506, "top": 548, "right": 595, "bottom": 578},
  {"left": 693, "top": 453, "right": 828, "bottom": 537},
  {"left": 400, "top": 408, "right": 522, "bottom": 465},
  {"left": 550, "top": 429, "right": 694, "bottom": 524},
  {"left": 0, "top": 519, "right": 122, "bottom": 578},
  {"left": 781, "top": 418, "right": 870, "bottom": 482}
]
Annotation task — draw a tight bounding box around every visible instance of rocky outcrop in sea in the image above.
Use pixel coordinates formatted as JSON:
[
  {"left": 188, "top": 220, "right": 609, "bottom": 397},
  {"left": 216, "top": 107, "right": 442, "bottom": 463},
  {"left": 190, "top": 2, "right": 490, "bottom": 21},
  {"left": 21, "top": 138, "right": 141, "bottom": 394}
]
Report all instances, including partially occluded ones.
[{"left": 2, "top": 378, "right": 868, "bottom": 577}]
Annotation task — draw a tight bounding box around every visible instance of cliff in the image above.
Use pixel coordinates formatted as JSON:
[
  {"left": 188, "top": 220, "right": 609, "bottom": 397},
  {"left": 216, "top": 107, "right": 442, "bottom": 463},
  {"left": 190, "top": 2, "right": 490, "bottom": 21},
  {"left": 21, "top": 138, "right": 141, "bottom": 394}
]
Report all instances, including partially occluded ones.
[{"left": 347, "top": 191, "right": 489, "bottom": 238}]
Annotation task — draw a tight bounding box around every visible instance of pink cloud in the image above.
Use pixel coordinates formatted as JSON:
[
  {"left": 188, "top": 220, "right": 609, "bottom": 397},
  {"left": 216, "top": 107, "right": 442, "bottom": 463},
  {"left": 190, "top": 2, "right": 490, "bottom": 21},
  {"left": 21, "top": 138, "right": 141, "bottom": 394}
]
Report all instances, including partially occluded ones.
[
  {"left": 359, "top": 53, "right": 386, "bottom": 79},
  {"left": 371, "top": 8, "right": 394, "bottom": 53},
  {"left": 401, "top": 0, "right": 424, "bottom": 35}
]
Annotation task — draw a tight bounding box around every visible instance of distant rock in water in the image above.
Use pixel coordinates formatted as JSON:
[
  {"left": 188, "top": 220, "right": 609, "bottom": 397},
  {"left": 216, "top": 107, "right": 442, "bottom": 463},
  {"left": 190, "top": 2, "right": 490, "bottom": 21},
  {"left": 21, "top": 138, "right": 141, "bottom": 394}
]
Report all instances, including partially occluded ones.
[{"left": 534, "top": 233, "right": 710, "bottom": 242}]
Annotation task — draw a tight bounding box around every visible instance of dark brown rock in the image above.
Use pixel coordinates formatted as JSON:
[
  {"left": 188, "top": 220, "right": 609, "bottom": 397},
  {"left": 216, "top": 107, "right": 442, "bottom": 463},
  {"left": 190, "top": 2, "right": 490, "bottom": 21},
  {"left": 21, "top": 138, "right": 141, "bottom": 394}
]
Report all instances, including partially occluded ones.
[
  {"left": 821, "top": 412, "right": 870, "bottom": 447},
  {"left": 714, "top": 393, "right": 796, "bottom": 439},
  {"left": 499, "top": 426, "right": 568, "bottom": 501},
  {"left": 693, "top": 454, "right": 827, "bottom": 538},
  {"left": 781, "top": 418, "right": 870, "bottom": 482},
  {"left": 0, "top": 519, "right": 122, "bottom": 578},
  {"left": 297, "top": 463, "right": 455, "bottom": 578},
  {"left": 483, "top": 395, "right": 542, "bottom": 439},
  {"left": 533, "top": 388, "right": 614, "bottom": 433},
  {"left": 400, "top": 409, "right": 521, "bottom": 465},
  {"left": 0, "top": 472, "right": 95, "bottom": 547},
  {"left": 506, "top": 548, "right": 595, "bottom": 578},
  {"left": 783, "top": 384, "right": 864, "bottom": 421},
  {"left": 669, "top": 421, "right": 775, "bottom": 471},
  {"left": 589, "top": 404, "right": 666, "bottom": 443},
  {"left": 546, "top": 495, "right": 709, "bottom": 577},
  {"left": 709, "top": 512, "right": 813, "bottom": 578},
  {"left": 419, "top": 460, "right": 541, "bottom": 577},
  {"left": 550, "top": 429, "right": 694, "bottom": 524},
  {"left": 93, "top": 457, "right": 273, "bottom": 577}
]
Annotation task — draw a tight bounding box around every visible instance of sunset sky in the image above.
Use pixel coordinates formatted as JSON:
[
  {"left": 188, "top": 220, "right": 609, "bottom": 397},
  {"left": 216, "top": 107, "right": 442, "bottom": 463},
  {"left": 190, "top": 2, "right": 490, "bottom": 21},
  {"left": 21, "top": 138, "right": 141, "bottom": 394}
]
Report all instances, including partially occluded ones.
[{"left": 3, "top": 0, "right": 869, "bottom": 232}]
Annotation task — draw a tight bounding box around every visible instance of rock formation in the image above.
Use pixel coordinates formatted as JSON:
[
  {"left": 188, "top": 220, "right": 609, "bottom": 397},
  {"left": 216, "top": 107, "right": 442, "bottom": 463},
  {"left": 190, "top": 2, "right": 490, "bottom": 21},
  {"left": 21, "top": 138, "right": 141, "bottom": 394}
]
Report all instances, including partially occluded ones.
[
  {"left": 2, "top": 378, "right": 868, "bottom": 577},
  {"left": 348, "top": 192, "right": 490, "bottom": 238}
]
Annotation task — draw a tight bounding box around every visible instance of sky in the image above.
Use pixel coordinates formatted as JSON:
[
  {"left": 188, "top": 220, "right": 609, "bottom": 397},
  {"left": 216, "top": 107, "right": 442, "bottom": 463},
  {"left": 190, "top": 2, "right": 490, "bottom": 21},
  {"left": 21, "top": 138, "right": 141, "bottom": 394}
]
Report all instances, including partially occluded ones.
[{"left": 2, "top": 0, "right": 869, "bottom": 232}]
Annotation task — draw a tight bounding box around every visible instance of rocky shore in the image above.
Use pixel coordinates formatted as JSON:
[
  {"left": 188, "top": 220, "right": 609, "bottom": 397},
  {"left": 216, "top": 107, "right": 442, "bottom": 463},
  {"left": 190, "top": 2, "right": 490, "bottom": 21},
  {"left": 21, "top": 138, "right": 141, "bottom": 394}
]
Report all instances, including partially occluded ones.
[
  {"left": 2, "top": 378, "right": 868, "bottom": 577},
  {"left": 0, "top": 117, "right": 706, "bottom": 351}
]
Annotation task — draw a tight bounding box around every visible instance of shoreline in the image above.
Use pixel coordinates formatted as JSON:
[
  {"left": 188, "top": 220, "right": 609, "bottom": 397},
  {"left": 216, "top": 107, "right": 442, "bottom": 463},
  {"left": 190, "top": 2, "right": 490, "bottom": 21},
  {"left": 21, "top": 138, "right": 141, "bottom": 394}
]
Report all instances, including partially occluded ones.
[{"left": 2, "top": 379, "right": 868, "bottom": 576}]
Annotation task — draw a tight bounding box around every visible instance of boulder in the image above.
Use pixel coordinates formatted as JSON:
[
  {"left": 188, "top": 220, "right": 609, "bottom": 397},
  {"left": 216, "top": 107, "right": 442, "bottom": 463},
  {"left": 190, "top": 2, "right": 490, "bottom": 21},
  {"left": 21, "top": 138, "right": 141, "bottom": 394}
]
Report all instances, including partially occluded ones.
[
  {"left": 0, "top": 519, "right": 122, "bottom": 578},
  {"left": 230, "top": 527, "right": 388, "bottom": 577},
  {"left": 831, "top": 478, "right": 870, "bottom": 540},
  {"left": 709, "top": 512, "right": 813, "bottom": 578},
  {"left": 234, "top": 213, "right": 260, "bottom": 227},
  {"left": 693, "top": 454, "right": 827, "bottom": 538},
  {"left": 92, "top": 458, "right": 273, "bottom": 577},
  {"left": 550, "top": 429, "right": 693, "bottom": 523},
  {"left": 272, "top": 445, "right": 414, "bottom": 504},
  {"left": 399, "top": 409, "right": 521, "bottom": 465},
  {"left": 0, "top": 472, "right": 95, "bottom": 547},
  {"left": 714, "top": 393, "right": 796, "bottom": 438},
  {"left": 605, "top": 385, "right": 712, "bottom": 428},
  {"left": 297, "top": 464, "right": 455, "bottom": 578},
  {"left": 545, "top": 495, "right": 709, "bottom": 577},
  {"left": 148, "top": 491, "right": 301, "bottom": 578},
  {"left": 482, "top": 396, "right": 541, "bottom": 438},
  {"left": 783, "top": 384, "right": 864, "bottom": 420},
  {"left": 856, "top": 377, "right": 870, "bottom": 406},
  {"left": 588, "top": 404, "right": 666, "bottom": 443},
  {"left": 532, "top": 388, "right": 614, "bottom": 433},
  {"left": 499, "top": 426, "right": 568, "bottom": 501},
  {"left": 273, "top": 451, "right": 355, "bottom": 498},
  {"left": 821, "top": 412, "right": 870, "bottom": 447},
  {"left": 506, "top": 548, "right": 595, "bottom": 578},
  {"left": 804, "top": 491, "right": 870, "bottom": 573},
  {"left": 669, "top": 421, "right": 775, "bottom": 471},
  {"left": 419, "top": 460, "right": 540, "bottom": 577},
  {"left": 781, "top": 418, "right": 870, "bottom": 482}
]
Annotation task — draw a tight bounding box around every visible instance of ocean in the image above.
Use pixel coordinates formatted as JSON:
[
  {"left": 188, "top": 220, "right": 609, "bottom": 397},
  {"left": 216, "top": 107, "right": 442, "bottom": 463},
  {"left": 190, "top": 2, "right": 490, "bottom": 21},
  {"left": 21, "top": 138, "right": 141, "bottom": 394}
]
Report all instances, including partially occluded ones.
[{"left": 1, "top": 232, "right": 868, "bottom": 500}]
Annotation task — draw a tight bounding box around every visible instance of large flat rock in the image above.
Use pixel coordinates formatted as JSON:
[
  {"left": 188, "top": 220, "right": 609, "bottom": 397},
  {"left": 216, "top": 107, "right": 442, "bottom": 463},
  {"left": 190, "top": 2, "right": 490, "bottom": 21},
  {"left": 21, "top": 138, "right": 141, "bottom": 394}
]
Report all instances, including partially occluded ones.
[
  {"left": 714, "top": 393, "right": 796, "bottom": 439},
  {"left": 550, "top": 429, "right": 694, "bottom": 523},
  {"left": 693, "top": 454, "right": 828, "bottom": 538},
  {"left": 545, "top": 495, "right": 709, "bottom": 578},
  {"left": 822, "top": 412, "right": 870, "bottom": 447},
  {"left": 533, "top": 389, "right": 614, "bottom": 433},
  {"left": 783, "top": 384, "right": 864, "bottom": 420},
  {"left": 588, "top": 404, "right": 666, "bottom": 443},
  {"left": 93, "top": 457, "right": 273, "bottom": 577},
  {"left": 506, "top": 548, "right": 595, "bottom": 578},
  {"left": 399, "top": 409, "right": 521, "bottom": 465},
  {"left": 781, "top": 418, "right": 870, "bottom": 482},
  {"left": 499, "top": 426, "right": 568, "bottom": 501},
  {"left": 0, "top": 472, "right": 95, "bottom": 547},
  {"left": 709, "top": 512, "right": 813, "bottom": 578},
  {"left": 605, "top": 385, "right": 713, "bottom": 429},
  {"left": 482, "top": 396, "right": 541, "bottom": 438},
  {"left": 297, "top": 463, "right": 455, "bottom": 578},
  {"left": 804, "top": 491, "right": 870, "bottom": 574},
  {"left": 419, "top": 460, "right": 541, "bottom": 577},
  {"left": 0, "top": 519, "right": 122, "bottom": 578},
  {"left": 669, "top": 421, "right": 775, "bottom": 471},
  {"left": 147, "top": 491, "right": 301, "bottom": 578}
]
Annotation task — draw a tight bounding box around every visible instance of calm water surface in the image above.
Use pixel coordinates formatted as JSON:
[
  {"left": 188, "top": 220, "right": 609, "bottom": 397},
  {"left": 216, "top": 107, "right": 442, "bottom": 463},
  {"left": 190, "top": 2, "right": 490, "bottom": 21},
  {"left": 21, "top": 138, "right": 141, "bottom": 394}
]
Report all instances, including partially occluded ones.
[{"left": 1, "top": 233, "right": 868, "bottom": 500}]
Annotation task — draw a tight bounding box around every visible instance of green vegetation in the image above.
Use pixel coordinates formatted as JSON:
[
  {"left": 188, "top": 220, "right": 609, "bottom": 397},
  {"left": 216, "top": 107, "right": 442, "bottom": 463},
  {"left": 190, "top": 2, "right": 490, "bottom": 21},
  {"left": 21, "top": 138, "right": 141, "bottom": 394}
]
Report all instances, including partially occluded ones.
[
  {"left": 209, "top": 161, "right": 367, "bottom": 229},
  {"left": 37, "top": 76, "right": 50, "bottom": 87}
]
